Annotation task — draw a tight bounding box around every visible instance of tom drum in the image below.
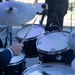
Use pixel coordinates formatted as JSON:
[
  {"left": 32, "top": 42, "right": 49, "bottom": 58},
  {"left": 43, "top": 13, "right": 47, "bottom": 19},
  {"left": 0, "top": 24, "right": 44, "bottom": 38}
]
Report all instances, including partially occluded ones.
[
  {"left": 16, "top": 24, "right": 45, "bottom": 58},
  {"left": 36, "top": 31, "right": 74, "bottom": 64}
]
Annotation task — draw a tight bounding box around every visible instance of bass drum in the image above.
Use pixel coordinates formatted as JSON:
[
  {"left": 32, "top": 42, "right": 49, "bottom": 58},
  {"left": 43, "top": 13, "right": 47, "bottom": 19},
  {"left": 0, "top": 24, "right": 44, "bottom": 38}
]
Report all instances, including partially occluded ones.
[
  {"left": 22, "top": 63, "right": 75, "bottom": 75},
  {"left": 16, "top": 24, "right": 45, "bottom": 58}
]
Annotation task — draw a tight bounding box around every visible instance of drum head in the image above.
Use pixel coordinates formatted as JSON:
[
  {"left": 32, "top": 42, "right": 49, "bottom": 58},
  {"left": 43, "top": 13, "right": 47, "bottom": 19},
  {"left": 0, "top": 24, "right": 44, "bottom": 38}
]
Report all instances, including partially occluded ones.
[
  {"left": 9, "top": 53, "right": 25, "bottom": 65},
  {"left": 0, "top": 48, "right": 25, "bottom": 65},
  {"left": 22, "top": 63, "right": 75, "bottom": 75},
  {"left": 36, "top": 31, "right": 70, "bottom": 53},
  {"left": 16, "top": 24, "right": 44, "bottom": 39}
]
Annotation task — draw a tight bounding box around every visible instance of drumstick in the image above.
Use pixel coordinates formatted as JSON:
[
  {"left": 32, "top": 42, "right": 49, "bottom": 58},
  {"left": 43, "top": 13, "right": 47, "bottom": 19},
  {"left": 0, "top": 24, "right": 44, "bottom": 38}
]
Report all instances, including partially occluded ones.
[{"left": 20, "top": 16, "right": 38, "bottom": 44}]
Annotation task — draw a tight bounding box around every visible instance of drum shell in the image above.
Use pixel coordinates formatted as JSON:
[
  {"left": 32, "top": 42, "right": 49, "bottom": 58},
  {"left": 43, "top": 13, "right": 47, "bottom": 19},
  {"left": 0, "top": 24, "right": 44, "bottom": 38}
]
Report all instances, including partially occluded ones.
[
  {"left": 38, "top": 48, "right": 75, "bottom": 64},
  {"left": 3, "top": 61, "right": 26, "bottom": 75},
  {"left": 22, "top": 37, "right": 39, "bottom": 58}
]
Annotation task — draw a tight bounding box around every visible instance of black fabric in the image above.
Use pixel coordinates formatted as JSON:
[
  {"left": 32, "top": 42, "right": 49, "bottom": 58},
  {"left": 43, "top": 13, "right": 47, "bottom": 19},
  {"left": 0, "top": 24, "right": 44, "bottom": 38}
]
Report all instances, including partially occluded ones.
[
  {"left": 45, "top": 0, "right": 68, "bottom": 15},
  {"left": 0, "top": 50, "right": 11, "bottom": 70},
  {"left": 0, "top": 39, "right": 3, "bottom": 48},
  {"left": 45, "top": 0, "right": 68, "bottom": 31}
]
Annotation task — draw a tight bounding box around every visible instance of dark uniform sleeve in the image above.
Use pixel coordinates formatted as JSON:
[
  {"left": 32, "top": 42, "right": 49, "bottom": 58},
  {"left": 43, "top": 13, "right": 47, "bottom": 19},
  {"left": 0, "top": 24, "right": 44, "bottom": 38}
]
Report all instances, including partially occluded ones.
[{"left": 0, "top": 49, "right": 12, "bottom": 70}]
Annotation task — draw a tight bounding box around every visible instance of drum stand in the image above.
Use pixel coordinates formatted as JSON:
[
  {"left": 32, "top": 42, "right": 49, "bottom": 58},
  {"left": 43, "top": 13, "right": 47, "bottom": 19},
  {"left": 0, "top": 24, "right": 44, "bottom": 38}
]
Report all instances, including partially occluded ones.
[
  {"left": 40, "top": 3, "right": 48, "bottom": 25},
  {"left": 4, "top": 26, "right": 12, "bottom": 47},
  {"left": 40, "top": 9, "right": 47, "bottom": 25}
]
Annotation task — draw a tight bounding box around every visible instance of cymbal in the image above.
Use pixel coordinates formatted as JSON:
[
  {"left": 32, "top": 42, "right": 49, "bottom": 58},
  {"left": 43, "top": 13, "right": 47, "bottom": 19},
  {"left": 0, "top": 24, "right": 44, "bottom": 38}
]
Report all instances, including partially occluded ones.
[{"left": 0, "top": 1, "right": 36, "bottom": 26}]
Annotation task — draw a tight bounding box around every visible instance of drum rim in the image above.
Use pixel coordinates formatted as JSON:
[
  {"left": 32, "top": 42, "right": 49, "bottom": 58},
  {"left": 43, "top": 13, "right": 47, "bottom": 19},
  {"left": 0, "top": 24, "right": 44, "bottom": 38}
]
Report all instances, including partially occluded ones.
[
  {"left": 16, "top": 24, "right": 45, "bottom": 39},
  {"left": 0, "top": 48, "right": 6, "bottom": 51},
  {"left": 36, "top": 31, "right": 70, "bottom": 54},
  {"left": 22, "top": 62, "right": 72, "bottom": 75},
  {"left": 38, "top": 47, "right": 70, "bottom": 55}
]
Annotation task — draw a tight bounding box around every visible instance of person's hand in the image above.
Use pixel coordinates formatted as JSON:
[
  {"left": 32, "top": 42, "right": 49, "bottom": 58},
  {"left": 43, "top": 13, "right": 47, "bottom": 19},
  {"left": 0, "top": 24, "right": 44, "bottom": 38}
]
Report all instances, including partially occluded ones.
[{"left": 10, "top": 44, "right": 23, "bottom": 56}]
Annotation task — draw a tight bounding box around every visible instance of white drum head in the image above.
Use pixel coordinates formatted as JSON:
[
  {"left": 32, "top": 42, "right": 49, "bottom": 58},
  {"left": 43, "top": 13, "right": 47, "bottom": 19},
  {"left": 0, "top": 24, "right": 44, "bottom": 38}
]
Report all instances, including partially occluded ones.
[
  {"left": 0, "top": 48, "right": 25, "bottom": 65},
  {"left": 36, "top": 31, "right": 69, "bottom": 52},
  {"left": 9, "top": 53, "right": 25, "bottom": 64},
  {"left": 22, "top": 63, "right": 75, "bottom": 75},
  {"left": 17, "top": 25, "right": 44, "bottom": 39}
]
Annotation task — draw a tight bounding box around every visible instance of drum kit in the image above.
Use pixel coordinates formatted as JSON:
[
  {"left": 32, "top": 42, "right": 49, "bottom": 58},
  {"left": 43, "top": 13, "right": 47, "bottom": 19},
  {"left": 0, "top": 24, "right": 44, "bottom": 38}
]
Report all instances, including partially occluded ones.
[{"left": 0, "top": 1, "right": 75, "bottom": 75}]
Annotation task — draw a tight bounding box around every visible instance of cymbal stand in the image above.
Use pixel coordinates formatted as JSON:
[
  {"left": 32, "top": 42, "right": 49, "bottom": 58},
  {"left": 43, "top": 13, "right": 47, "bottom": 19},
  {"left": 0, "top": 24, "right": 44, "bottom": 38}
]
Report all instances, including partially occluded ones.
[
  {"left": 40, "top": 9, "right": 47, "bottom": 25},
  {"left": 40, "top": 3, "right": 48, "bottom": 25},
  {"left": 5, "top": 26, "right": 12, "bottom": 47},
  {"left": 8, "top": 26, "right": 12, "bottom": 45}
]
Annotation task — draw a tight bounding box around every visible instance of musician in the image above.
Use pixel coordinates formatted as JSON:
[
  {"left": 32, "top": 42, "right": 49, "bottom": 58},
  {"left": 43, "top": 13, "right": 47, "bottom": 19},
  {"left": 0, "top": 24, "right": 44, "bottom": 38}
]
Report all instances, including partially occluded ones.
[
  {"left": 45, "top": 0, "right": 68, "bottom": 31},
  {"left": 0, "top": 43, "right": 23, "bottom": 70}
]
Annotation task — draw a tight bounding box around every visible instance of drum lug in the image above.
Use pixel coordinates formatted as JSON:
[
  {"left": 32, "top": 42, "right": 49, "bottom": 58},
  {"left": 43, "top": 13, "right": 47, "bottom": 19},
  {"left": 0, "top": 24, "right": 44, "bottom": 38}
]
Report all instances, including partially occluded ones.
[
  {"left": 15, "top": 69, "right": 18, "bottom": 73},
  {"left": 56, "top": 55, "right": 62, "bottom": 61},
  {"left": 22, "top": 60, "right": 26, "bottom": 69}
]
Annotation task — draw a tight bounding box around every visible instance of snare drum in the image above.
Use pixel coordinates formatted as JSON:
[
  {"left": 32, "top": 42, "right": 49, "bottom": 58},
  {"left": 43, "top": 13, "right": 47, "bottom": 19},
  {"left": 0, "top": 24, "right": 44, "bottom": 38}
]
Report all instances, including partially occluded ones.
[
  {"left": 36, "top": 31, "right": 74, "bottom": 64},
  {"left": 16, "top": 24, "right": 45, "bottom": 58},
  {"left": 22, "top": 63, "right": 75, "bottom": 75},
  {"left": 4, "top": 53, "right": 26, "bottom": 75}
]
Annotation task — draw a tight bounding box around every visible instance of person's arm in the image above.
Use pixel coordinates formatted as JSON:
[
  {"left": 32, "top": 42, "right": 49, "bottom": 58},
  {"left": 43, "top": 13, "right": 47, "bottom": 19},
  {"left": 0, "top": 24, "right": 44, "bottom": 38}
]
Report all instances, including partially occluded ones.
[
  {"left": 0, "top": 44, "right": 23, "bottom": 70},
  {"left": 0, "top": 49, "right": 11, "bottom": 70}
]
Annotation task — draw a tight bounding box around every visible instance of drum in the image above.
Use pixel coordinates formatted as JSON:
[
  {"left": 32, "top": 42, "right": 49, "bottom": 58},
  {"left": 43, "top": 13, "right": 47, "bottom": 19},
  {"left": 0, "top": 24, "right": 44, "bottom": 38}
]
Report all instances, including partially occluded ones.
[
  {"left": 22, "top": 63, "right": 75, "bottom": 75},
  {"left": 36, "top": 31, "right": 74, "bottom": 64},
  {"left": 4, "top": 53, "right": 26, "bottom": 75},
  {"left": 16, "top": 24, "right": 45, "bottom": 58}
]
